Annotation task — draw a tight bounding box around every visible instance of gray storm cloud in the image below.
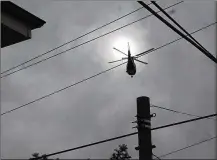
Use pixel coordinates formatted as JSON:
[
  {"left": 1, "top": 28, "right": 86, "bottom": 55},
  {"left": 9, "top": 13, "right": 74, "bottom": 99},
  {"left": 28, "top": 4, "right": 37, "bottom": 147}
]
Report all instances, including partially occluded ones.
[{"left": 1, "top": 0, "right": 216, "bottom": 159}]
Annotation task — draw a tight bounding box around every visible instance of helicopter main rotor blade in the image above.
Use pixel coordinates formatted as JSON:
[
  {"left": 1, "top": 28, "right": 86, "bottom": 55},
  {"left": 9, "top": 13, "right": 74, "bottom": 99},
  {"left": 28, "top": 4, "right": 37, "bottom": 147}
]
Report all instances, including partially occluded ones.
[
  {"left": 122, "top": 57, "right": 128, "bottom": 60},
  {"left": 108, "top": 59, "right": 126, "bottom": 63},
  {"left": 113, "top": 47, "right": 128, "bottom": 56},
  {"left": 134, "top": 59, "right": 148, "bottom": 65},
  {"left": 135, "top": 48, "right": 155, "bottom": 57}
]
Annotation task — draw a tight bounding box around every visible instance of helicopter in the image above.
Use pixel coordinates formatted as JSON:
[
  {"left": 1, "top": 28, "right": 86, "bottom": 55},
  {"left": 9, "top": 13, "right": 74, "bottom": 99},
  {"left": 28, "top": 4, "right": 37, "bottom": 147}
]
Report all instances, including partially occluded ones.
[{"left": 108, "top": 42, "right": 154, "bottom": 77}]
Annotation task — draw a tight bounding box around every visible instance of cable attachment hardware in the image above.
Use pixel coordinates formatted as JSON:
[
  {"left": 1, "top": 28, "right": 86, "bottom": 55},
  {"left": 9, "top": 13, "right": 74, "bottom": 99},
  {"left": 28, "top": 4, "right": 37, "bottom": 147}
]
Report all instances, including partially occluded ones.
[
  {"left": 132, "top": 120, "right": 137, "bottom": 123},
  {"left": 151, "top": 113, "right": 156, "bottom": 118},
  {"left": 132, "top": 126, "right": 138, "bottom": 129},
  {"left": 135, "top": 146, "right": 140, "bottom": 150}
]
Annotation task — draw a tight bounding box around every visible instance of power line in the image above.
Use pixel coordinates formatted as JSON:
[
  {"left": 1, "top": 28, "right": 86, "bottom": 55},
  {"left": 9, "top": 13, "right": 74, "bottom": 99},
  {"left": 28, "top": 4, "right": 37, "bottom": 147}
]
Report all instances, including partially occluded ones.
[
  {"left": 1, "top": 21, "right": 216, "bottom": 116},
  {"left": 151, "top": 1, "right": 212, "bottom": 57},
  {"left": 153, "top": 153, "right": 161, "bottom": 160},
  {"left": 30, "top": 132, "right": 138, "bottom": 160},
  {"left": 30, "top": 113, "right": 216, "bottom": 160},
  {"left": 1, "top": 1, "right": 184, "bottom": 78},
  {"left": 1, "top": 62, "right": 127, "bottom": 116},
  {"left": 138, "top": 1, "right": 217, "bottom": 63},
  {"left": 0, "top": 3, "right": 149, "bottom": 75},
  {"left": 135, "top": 21, "right": 216, "bottom": 58},
  {"left": 151, "top": 104, "right": 201, "bottom": 117},
  {"left": 152, "top": 113, "right": 216, "bottom": 131},
  {"left": 159, "top": 136, "right": 217, "bottom": 158},
  {"left": 151, "top": 105, "right": 216, "bottom": 120}
]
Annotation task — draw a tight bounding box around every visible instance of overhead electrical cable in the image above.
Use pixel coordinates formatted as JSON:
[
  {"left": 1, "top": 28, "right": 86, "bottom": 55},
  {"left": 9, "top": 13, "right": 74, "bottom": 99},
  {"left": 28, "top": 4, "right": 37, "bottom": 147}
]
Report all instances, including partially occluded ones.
[
  {"left": 136, "top": 22, "right": 216, "bottom": 58},
  {"left": 1, "top": 1, "right": 184, "bottom": 78},
  {"left": 1, "top": 62, "right": 127, "bottom": 116},
  {"left": 1, "top": 21, "right": 216, "bottom": 116},
  {"left": 153, "top": 153, "right": 161, "bottom": 160},
  {"left": 151, "top": 1, "right": 212, "bottom": 56},
  {"left": 151, "top": 113, "right": 217, "bottom": 131},
  {"left": 137, "top": 1, "right": 217, "bottom": 63},
  {"left": 159, "top": 136, "right": 217, "bottom": 158},
  {"left": 151, "top": 105, "right": 216, "bottom": 120},
  {"left": 29, "top": 113, "right": 217, "bottom": 160},
  {"left": 0, "top": 3, "right": 150, "bottom": 75}
]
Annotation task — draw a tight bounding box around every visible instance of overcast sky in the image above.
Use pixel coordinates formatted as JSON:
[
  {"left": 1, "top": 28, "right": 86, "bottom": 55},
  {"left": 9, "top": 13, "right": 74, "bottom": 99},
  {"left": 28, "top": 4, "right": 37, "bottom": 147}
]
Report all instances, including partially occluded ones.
[{"left": 1, "top": 0, "right": 216, "bottom": 159}]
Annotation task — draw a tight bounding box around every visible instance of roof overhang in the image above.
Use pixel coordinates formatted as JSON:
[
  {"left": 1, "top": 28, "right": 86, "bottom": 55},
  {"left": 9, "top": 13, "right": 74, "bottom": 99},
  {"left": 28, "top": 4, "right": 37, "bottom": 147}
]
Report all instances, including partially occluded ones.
[{"left": 1, "top": 1, "right": 46, "bottom": 48}]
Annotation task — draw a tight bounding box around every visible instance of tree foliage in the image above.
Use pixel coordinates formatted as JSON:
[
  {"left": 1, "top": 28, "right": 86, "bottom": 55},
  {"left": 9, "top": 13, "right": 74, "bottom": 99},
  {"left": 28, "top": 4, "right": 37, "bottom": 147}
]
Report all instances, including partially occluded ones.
[
  {"left": 29, "top": 153, "right": 59, "bottom": 160},
  {"left": 110, "top": 144, "right": 131, "bottom": 160}
]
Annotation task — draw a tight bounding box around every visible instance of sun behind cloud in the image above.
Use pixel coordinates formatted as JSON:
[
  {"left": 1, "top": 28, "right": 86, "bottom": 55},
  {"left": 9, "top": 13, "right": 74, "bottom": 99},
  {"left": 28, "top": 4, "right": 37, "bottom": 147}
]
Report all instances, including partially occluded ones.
[{"left": 111, "top": 36, "right": 138, "bottom": 60}]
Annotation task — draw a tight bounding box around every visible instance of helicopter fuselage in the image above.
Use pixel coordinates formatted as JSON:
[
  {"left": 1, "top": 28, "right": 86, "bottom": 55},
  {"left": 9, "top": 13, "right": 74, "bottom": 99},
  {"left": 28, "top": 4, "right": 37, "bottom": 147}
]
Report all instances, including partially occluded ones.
[
  {"left": 109, "top": 42, "right": 150, "bottom": 78},
  {"left": 126, "top": 54, "right": 136, "bottom": 77}
]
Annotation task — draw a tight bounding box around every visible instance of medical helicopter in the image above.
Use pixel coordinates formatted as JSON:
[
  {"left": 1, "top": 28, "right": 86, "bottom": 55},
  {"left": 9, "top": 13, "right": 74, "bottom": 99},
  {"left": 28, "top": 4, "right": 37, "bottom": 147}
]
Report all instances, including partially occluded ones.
[{"left": 108, "top": 42, "right": 154, "bottom": 77}]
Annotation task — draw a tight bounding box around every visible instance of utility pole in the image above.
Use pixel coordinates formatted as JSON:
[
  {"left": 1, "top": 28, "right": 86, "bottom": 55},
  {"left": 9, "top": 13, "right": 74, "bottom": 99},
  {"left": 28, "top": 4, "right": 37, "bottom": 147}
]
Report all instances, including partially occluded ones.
[{"left": 134, "top": 96, "right": 155, "bottom": 160}]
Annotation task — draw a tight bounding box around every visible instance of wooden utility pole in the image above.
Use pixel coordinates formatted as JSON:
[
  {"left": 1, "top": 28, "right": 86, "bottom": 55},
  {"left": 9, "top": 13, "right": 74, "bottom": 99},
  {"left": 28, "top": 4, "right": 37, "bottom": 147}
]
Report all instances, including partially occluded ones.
[{"left": 136, "top": 96, "right": 153, "bottom": 160}]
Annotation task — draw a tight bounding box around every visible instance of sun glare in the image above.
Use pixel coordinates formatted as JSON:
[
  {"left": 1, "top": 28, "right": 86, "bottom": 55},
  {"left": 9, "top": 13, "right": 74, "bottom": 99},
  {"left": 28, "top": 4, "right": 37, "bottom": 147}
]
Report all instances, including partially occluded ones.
[{"left": 111, "top": 36, "right": 137, "bottom": 60}]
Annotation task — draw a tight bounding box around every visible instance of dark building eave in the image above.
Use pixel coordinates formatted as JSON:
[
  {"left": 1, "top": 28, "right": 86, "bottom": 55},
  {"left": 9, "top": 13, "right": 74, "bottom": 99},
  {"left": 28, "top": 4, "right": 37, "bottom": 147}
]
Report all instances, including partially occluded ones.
[
  {"left": 1, "top": 24, "right": 31, "bottom": 48},
  {"left": 1, "top": 1, "right": 46, "bottom": 30}
]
